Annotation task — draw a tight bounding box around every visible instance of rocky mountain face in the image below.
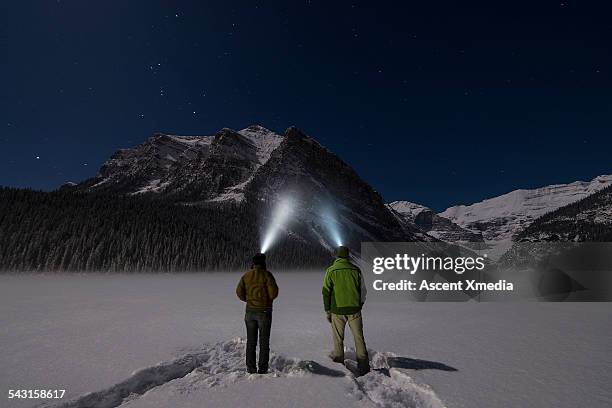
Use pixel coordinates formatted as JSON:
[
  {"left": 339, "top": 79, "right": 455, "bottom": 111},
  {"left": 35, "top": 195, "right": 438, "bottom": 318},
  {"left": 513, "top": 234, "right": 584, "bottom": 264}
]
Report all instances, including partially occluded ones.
[
  {"left": 65, "top": 124, "right": 612, "bottom": 265},
  {"left": 165, "top": 126, "right": 283, "bottom": 202},
  {"left": 387, "top": 201, "right": 484, "bottom": 244},
  {"left": 77, "top": 125, "right": 282, "bottom": 201},
  {"left": 74, "top": 125, "right": 430, "bottom": 258},
  {"left": 439, "top": 175, "right": 612, "bottom": 242},
  {"left": 7, "top": 121, "right": 610, "bottom": 271},
  {"left": 497, "top": 184, "right": 612, "bottom": 270},
  {"left": 84, "top": 133, "right": 214, "bottom": 193},
  {"left": 516, "top": 184, "right": 612, "bottom": 242},
  {"left": 245, "top": 128, "right": 431, "bottom": 251}
]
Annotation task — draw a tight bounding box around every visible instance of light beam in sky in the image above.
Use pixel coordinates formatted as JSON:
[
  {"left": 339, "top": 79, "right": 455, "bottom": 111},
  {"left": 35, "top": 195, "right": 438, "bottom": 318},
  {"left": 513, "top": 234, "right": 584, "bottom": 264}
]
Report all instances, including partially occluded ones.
[
  {"left": 320, "top": 205, "right": 343, "bottom": 247},
  {"left": 260, "top": 196, "right": 295, "bottom": 254}
]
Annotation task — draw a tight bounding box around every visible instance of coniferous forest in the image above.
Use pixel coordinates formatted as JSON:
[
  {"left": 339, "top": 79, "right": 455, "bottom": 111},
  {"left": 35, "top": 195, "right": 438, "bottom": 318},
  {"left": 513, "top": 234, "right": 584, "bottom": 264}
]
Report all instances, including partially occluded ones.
[
  {"left": 2, "top": 181, "right": 610, "bottom": 272},
  {"left": 517, "top": 184, "right": 612, "bottom": 241},
  {"left": 0, "top": 187, "right": 332, "bottom": 272}
]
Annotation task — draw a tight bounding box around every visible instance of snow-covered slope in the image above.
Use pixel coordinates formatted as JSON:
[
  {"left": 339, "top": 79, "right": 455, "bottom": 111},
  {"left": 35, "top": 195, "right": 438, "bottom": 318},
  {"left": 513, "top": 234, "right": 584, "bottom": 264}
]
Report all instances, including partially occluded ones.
[
  {"left": 440, "top": 175, "right": 612, "bottom": 242},
  {"left": 516, "top": 184, "right": 612, "bottom": 242},
  {"left": 237, "top": 124, "right": 283, "bottom": 166},
  {"left": 73, "top": 126, "right": 431, "bottom": 260},
  {"left": 245, "top": 127, "right": 432, "bottom": 250},
  {"left": 388, "top": 201, "right": 430, "bottom": 220},
  {"left": 78, "top": 125, "right": 282, "bottom": 200},
  {"left": 88, "top": 133, "right": 215, "bottom": 193},
  {"left": 388, "top": 201, "right": 484, "bottom": 244}
]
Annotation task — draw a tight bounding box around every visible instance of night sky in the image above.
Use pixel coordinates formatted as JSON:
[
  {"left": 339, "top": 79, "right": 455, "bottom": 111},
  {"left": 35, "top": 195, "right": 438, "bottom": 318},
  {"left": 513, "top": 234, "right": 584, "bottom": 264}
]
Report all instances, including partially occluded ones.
[{"left": 2, "top": 1, "right": 611, "bottom": 211}]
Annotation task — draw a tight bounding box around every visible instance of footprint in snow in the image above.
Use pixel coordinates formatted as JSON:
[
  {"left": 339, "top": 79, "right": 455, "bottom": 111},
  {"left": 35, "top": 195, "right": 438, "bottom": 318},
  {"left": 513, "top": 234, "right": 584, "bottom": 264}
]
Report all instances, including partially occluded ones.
[{"left": 47, "top": 338, "right": 447, "bottom": 408}]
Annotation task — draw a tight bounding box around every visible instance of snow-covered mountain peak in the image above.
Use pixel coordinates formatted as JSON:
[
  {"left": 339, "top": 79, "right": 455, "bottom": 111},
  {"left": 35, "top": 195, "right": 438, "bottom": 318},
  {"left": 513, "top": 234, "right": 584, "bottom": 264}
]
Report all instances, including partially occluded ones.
[
  {"left": 440, "top": 174, "right": 612, "bottom": 241},
  {"left": 388, "top": 201, "right": 484, "bottom": 244},
  {"left": 156, "top": 133, "right": 214, "bottom": 145},
  {"left": 591, "top": 174, "right": 612, "bottom": 184},
  {"left": 133, "top": 133, "right": 215, "bottom": 165},
  {"left": 81, "top": 126, "right": 287, "bottom": 199},
  {"left": 240, "top": 124, "right": 274, "bottom": 133},
  {"left": 73, "top": 125, "right": 430, "bottom": 254},
  {"left": 237, "top": 125, "right": 283, "bottom": 166},
  {"left": 388, "top": 201, "right": 430, "bottom": 220}
]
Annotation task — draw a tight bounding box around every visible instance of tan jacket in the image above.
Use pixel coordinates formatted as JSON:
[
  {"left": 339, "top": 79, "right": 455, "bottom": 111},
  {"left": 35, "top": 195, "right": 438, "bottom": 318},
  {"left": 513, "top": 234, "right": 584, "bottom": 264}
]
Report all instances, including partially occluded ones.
[{"left": 236, "top": 266, "right": 279, "bottom": 311}]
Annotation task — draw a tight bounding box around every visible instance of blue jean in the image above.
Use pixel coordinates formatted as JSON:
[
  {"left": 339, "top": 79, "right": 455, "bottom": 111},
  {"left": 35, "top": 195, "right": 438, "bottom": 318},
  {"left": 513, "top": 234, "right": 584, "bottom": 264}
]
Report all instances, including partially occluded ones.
[{"left": 245, "top": 310, "right": 272, "bottom": 372}]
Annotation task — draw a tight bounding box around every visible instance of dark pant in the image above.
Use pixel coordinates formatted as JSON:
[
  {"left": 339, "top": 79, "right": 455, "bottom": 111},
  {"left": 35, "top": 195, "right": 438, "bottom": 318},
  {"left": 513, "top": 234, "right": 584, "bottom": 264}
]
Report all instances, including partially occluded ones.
[{"left": 245, "top": 310, "right": 272, "bottom": 373}]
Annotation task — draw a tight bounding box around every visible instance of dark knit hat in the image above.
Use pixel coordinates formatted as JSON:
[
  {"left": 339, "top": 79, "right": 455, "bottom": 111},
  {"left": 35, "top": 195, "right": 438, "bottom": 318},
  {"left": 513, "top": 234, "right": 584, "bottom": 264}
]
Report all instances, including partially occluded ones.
[
  {"left": 336, "top": 246, "right": 349, "bottom": 258},
  {"left": 252, "top": 253, "right": 266, "bottom": 266}
]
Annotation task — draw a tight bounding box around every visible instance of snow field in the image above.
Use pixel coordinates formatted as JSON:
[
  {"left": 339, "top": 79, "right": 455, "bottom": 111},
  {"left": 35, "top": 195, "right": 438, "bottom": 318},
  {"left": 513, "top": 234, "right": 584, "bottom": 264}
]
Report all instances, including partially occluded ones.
[
  {"left": 1, "top": 273, "right": 610, "bottom": 408},
  {"left": 52, "top": 338, "right": 445, "bottom": 408}
]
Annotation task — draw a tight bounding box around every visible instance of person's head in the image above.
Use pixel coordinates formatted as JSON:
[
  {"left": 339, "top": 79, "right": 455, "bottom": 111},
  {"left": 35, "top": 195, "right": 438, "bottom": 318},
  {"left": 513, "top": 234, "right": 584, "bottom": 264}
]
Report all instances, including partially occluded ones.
[
  {"left": 252, "top": 253, "right": 266, "bottom": 269},
  {"left": 336, "top": 246, "right": 349, "bottom": 259}
]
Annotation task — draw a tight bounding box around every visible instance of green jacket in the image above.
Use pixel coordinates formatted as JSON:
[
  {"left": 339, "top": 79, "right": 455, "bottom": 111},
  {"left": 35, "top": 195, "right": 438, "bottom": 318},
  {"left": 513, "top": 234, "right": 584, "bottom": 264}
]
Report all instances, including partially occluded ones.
[
  {"left": 322, "top": 257, "right": 366, "bottom": 315},
  {"left": 236, "top": 266, "right": 279, "bottom": 312}
]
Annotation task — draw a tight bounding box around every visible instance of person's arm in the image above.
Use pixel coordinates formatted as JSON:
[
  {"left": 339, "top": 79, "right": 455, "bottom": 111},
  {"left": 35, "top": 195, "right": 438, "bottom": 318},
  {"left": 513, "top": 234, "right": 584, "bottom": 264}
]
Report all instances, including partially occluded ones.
[
  {"left": 322, "top": 269, "right": 333, "bottom": 313},
  {"left": 267, "top": 272, "right": 279, "bottom": 300},
  {"left": 236, "top": 276, "right": 246, "bottom": 302},
  {"left": 358, "top": 268, "right": 367, "bottom": 307}
]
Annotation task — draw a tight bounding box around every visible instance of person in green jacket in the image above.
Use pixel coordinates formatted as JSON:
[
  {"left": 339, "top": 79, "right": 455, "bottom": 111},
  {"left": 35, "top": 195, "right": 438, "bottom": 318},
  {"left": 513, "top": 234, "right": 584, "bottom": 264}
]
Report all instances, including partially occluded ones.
[
  {"left": 322, "top": 246, "right": 370, "bottom": 376},
  {"left": 236, "top": 253, "right": 279, "bottom": 374}
]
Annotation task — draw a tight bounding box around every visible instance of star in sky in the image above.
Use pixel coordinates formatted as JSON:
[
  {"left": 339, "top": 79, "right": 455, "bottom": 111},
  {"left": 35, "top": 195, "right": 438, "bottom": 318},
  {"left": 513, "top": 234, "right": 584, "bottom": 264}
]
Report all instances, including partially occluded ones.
[{"left": 2, "top": 1, "right": 610, "bottom": 210}]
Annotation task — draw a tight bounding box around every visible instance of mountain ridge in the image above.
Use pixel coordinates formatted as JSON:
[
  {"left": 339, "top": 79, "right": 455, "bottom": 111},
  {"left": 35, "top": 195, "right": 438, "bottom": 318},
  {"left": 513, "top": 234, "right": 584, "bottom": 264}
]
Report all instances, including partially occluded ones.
[
  {"left": 3, "top": 124, "right": 610, "bottom": 271},
  {"left": 73, "top": 125, "right": 612, "bottom": 254},
  {"left": 75, "top": 125, "right": 428, "bottom": 246},
  {"left": 387, "top": 201, "right": 484, "bottom": 245},
  {"left": 516, "top": 183, "right": 612, "bottom": 242},
  {"left": 3, "top": 125, "right": 432, "bottom": 271},
  {"left": 439, "top": 174, "right": 612, "bottom": 242}
]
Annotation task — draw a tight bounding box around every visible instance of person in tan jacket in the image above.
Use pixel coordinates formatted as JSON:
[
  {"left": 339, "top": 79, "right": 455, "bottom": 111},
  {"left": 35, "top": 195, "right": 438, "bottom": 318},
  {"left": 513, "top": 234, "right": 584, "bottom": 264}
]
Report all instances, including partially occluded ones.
[{"left": 236, "top": 253, "right": 279, "bottom": 374}]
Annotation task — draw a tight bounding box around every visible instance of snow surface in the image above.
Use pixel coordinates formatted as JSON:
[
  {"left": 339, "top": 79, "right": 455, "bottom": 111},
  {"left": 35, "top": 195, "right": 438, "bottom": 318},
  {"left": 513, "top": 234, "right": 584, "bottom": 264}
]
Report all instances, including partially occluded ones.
[
  {"left": 0, "top": 274, "right": 610, "bottom": 408},
  {"left": 440, "top": 174, "right": 612, "bottom": 242}
]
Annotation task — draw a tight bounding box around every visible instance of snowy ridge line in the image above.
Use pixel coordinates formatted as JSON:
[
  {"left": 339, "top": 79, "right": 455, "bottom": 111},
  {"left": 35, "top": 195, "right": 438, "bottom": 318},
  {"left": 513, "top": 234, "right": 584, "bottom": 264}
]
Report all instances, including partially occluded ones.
[
  {"left": 47, "top": 338, "right": 447, "bottom": 408},
  {"left": 46, "top": 351, "right": 209, "bottom": 408},
  {"left": 439, "top": 174, "right": 612, "bottom": 242}
]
